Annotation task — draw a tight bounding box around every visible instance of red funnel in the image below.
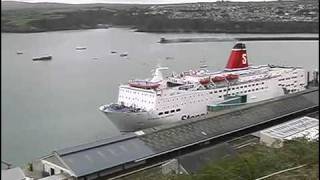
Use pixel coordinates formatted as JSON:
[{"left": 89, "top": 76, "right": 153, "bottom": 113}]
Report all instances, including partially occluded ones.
[{"left": 225, "top": 43, "right": 248, "bottom": 70}]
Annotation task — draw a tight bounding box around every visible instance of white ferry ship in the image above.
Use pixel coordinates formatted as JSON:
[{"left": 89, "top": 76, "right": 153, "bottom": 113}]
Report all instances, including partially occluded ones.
[{"left": 99, "top": 43, "right": 307, "bottom": 132}]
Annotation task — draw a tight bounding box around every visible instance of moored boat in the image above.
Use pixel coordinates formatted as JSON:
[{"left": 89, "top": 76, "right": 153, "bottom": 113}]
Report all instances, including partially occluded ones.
[
  {"left": 32, "top": 55, "right": 52, "bottom": 61},
  {"left": 129, "top": 80, "right": 160, "bottom": 89},
  {"left": 76, "top": 47, "right": 87, "bottom": 50},
  {"left": 212, "top": 76, "right": 225, "bottom": 82},
  {"left": 120, "top": 53, "right": 128, "bottom": 57}
]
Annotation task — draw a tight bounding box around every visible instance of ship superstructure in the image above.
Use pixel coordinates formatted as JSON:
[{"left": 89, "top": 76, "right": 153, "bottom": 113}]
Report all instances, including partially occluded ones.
[{"left": 99, "top": 43, "right": 307, "bottom": 132}]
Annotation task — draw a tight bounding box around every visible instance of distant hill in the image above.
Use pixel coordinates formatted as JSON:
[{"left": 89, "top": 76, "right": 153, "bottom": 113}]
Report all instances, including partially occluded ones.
[
  {"left": 1, "top": 1, "right": 154, "bottom": 11},
  {"left": 1, "top": 1, "right": 74, "bottom": 10},
  {"left": 2, "top": 0, "right": 318, "bottom": 33}
]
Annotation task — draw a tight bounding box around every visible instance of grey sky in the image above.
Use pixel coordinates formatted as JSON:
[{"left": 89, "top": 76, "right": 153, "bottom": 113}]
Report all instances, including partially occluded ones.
[{"left": 2, "top": 0, "right": 274, "bottom": 4}]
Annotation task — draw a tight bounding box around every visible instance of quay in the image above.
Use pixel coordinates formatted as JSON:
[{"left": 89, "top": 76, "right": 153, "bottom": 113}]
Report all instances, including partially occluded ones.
[{"left": 24, "top": 86, "right": 318, "bottom": 180}]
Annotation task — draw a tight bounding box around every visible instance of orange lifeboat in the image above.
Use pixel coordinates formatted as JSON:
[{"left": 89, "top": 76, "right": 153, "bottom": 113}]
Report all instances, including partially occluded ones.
[
  {"left": 129, "top": 80, "right": 160, "bottom": 89},
  {"left": 225, "top": 74, "right": 239, "bottom": 80},
  {"left": 212, "top": 76, "right": 225, "bottom": 82},
  {"left": 199, "top": 77, "right": 210, "bottom": 85}
]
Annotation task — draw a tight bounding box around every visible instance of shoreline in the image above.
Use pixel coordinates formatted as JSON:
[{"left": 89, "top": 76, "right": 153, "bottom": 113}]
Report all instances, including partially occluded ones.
[{"left": 2, "top": 27, "right": 320, "bottom": 34}]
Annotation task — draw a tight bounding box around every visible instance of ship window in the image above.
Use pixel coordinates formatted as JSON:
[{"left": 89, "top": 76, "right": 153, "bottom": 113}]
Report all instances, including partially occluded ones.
[
  {"left": 244, "top": 85, "right": 247, "bottom": 88},
  {"left": 262, "top": 82, "right": 265, "bottom": 84},
  {"left": 256, "top": 83, "right": 259, "bottom": 85},
  {"left": 219, "top": 96, "right": 222, "bottom": 98},
  {"left": 214, "top": 91, "right": 217, "bottom": 93},
  {"left": 244, "top": 90, "right": 247, "bottom": 93},
  {"left": 223, "top": 89, "right": 226, "bottom": 92},
  {"left": 219, "top": 90, "right": 222, "bottom": 92},
  {"left": 248, "top": 90, "right": 251, "bottom": 92},
  {"left": 210, "top": 92, "right": 213, "bottom": 94},
  {"left": 176, "top": 109, "right": 181, "bottom": 112},
  {"left": 232, "top": 88, "right": 235, "bottom": 90},
  {"left": 165, "top": 111, "right": 169, "bottom": 114},
  {"left": 248, "top": 85, "right": 251, "bottom": 87},
  {"left": 170, "top": 110, "right": 175, "bottom": 113},
  {"left": 228, "top": 88, "right": 230, "bottom": 90},
  {"left": 236, "top": 87, "right": 239, "bottom": 89},
  {"left": 158, "top": 112, "right": 163, "bottom": 115},
  {"left": 240, "top": 86, "right": 243, "bottom": 88}
]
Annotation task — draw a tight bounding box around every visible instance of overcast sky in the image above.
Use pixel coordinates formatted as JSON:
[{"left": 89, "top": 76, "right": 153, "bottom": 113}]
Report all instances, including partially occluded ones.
[{"left": 2, "top": 0, "right": 274, "bottom": 4}]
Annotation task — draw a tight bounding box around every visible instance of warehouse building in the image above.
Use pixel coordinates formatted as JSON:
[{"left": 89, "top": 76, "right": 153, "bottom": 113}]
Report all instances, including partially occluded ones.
[{"left": 259, "top": 116, "right": 319, "bottom": 148}]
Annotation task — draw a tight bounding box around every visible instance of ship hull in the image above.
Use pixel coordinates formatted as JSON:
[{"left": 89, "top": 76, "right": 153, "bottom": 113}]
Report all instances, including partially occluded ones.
[{"left": 102, "top": 111, "right": 182, "bottom": 132}]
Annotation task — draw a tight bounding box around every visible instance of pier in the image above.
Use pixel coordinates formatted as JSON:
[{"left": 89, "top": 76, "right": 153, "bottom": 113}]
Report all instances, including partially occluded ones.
[{"left": 30, "top": 86, "right": 318, "bottom": 180}]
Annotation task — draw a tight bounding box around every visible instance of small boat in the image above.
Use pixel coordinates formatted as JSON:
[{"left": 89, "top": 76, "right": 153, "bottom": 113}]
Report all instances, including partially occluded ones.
[
  {"left": 76, "top": 47, "right": 87, "bottom": 50},
  {"left": 199, "top": 77, "right": 210, "bottom": 85},
  {"left": 129, "top": 80, "right": 160, "bottom": 89},
  {"left": 200, "top": 64, "right": 208, "bottom": 68},
  {"left": 16, "top": 51, "right": 23, "bottom": 55},
  {"left": 32, "top": 55, "right": 52, "bottom": 61},
  {"left": 212, "top": 76, "right": 225, "bottom": 82},
  {"left": 225, "top": 74, "right": 239, "bottom": 80},
  {"left": 120, "top": 53, "right": 128, "bottom": 57}
]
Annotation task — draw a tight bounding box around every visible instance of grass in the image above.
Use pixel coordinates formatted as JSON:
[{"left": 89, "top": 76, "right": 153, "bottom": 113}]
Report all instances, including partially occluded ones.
[{"left": 128, "top": 138, "right": 319, "bottom": 180}]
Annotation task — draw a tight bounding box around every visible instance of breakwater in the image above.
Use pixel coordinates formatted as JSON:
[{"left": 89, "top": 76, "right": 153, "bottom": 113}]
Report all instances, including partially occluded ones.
[{"left": 159, "top": 36, "right": 319, "bottom": 43}]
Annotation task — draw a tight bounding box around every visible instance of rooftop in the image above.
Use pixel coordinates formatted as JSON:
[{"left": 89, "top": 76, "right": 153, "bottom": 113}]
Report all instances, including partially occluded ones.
[
  {"left": 41, "top": 88, "right": 318, "bottom": 178},
  {"left": 260, "top": 116, "right": 319, "bottom": 140}
]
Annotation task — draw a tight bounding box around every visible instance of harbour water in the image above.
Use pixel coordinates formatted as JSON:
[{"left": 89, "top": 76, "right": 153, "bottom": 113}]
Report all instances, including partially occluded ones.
[{"left": 1, "top": 28, "right": 318, "bottom": 167}]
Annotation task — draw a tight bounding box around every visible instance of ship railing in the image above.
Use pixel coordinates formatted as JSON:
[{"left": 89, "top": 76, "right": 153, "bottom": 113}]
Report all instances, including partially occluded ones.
[{"left": 198, "top": 75, "right": 279, "bottom": 90}]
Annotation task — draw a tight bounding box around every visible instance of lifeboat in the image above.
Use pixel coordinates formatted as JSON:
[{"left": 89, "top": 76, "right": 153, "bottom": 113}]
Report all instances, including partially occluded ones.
[
  {"left": 211, "top": 76, "right": 225, "bottom": 82},
  {"left": 199, "top": 77, "right": 210, "bottom": 85},
  {"left": 225, "top": 74, "right": 239, "bottom": 80},
  {"left": 129, "top": 80, "right": 160, "bottom": 89}
]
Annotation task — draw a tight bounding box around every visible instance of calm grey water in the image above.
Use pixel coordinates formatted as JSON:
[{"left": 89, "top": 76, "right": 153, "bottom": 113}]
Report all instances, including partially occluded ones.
[{"left": 1, "top": 28, "right": 318, "bottom": 167}]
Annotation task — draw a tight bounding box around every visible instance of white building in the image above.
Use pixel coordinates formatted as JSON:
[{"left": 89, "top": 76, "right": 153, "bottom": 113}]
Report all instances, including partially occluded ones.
[{"left": 259, "top": 116, "right": 319, "bottom": 148}]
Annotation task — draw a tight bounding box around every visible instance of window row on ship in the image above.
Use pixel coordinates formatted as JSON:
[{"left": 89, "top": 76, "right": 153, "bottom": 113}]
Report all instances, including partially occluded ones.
[
  {"left": 158, "top": 81, "right": 265, "bottom": 100},
  {"left": 155, "top": 86, "right": 267, "bottom": 111},
  {"left": 120, "top": 89, "right": 154, "bottom": 97},
  {"left": 158, "top": 108, "right": 181, "bottom": 116},
  {"left": 278, "top": 75, "right": 302, "bottom": 81}
]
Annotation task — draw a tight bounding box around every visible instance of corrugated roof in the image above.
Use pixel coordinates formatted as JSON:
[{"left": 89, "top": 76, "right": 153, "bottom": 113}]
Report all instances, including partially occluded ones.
[
  {"left": 56, "top": 133, "right": 137, "bottom": 156},
  {"left": 260, "top": 116, "right": 319, "bottom": 140},
  {"left": 59, "top": 138, "right": 154, "bottom": 177}
]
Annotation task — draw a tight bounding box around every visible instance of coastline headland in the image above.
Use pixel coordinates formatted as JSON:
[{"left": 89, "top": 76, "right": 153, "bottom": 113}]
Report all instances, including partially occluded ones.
[{"left": 2, "top": 0, "right": 319, "bottom": 34}]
